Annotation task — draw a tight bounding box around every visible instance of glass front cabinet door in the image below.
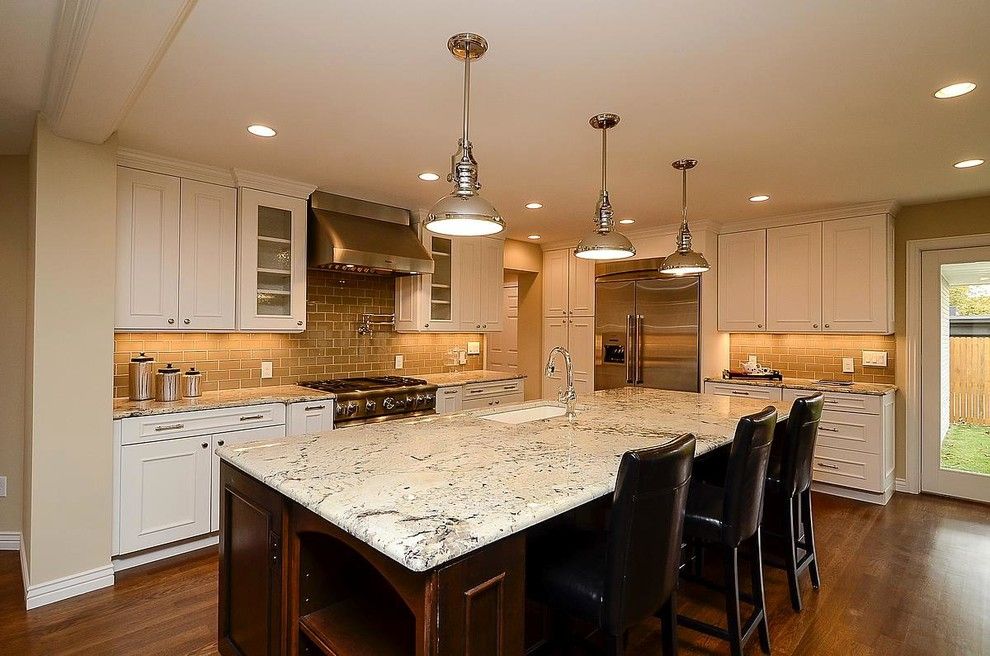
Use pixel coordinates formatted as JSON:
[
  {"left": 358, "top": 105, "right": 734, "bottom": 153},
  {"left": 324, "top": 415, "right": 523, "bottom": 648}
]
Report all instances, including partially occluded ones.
[{"left": 237, "top": 188, "right": 308, "bottom": 331}]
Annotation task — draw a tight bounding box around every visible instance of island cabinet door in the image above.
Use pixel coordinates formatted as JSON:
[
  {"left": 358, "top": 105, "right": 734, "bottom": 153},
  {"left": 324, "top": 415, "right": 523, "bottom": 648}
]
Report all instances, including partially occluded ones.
[
  {"left": 218, "top": 462, "right": 287, "bottom": 656},
  {"left": 434, "top": 534, "right": 526, "bottom": 656}
]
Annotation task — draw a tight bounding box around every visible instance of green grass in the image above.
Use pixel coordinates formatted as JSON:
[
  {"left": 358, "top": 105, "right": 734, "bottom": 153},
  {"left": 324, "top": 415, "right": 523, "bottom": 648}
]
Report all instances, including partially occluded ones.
[{"left": 941, "top": 423, "right": 990, "bottom": 476}]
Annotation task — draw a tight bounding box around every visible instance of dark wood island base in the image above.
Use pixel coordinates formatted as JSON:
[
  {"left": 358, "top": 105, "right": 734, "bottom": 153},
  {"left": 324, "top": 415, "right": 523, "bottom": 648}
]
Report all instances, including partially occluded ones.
[{"left": 218, "top": 462, "right": 527, "bottom": 656}]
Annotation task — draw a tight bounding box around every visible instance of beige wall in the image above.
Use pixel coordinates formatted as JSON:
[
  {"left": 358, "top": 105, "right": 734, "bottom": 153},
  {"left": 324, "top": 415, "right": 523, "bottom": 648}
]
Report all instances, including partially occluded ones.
[
  {"left": 0, "top": 156, "right": 29, "bottom": 536},
  {"left": 504, "top": 238, "right": 542, "bottom": 273},
  {"left": 893, "top": 195, "right": 990, "bottom": 477},
  {"left": 23, "top": 119, "right": 117, "bottom": 586}
]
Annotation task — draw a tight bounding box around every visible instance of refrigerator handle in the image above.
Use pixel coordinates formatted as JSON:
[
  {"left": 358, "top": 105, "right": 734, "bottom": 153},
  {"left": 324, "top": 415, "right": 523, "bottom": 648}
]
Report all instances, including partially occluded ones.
[
  {"left": 636, "top": 314, "right": 644, "bottom": 384},
  {"left": 625, "top": 314, "right": 635, "bottom": 384}
]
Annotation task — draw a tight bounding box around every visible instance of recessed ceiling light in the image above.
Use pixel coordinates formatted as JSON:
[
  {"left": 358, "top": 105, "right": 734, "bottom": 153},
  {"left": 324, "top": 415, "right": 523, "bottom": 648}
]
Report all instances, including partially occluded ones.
[
  {"left": 525, "top": 202, "right": 543, "bottom": 209},
  {"left": 934, "top": 82, "right": 977, "bottom": 99},
  {"left": 618, "top": 218, "right": 635, "bottom": 225},
  {"left": 247, "top": 124, "right": 277, "bottom": 137},
  {"left": 749, "top": 195, "right": 771, "bottom": 202},
  {"left": 954, "top": 159, "right": 985, "bottom": 169},
  {"left": 527, "top": 234, "right": 541, "bottom": 240},
  {"left": 418, "top": 172, "right": 440, "bottom": 181}
]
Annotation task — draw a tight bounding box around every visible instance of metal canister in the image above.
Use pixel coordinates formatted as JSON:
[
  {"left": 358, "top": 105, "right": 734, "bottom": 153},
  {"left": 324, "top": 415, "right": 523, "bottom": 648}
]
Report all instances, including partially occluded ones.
[
  {"left": 155, "top": 363, "right": 181, "bottom": 402},
  {"left": 183, "top": 367, "right": 203, "bottom": 398},
  {"left": 128, "top": 352, "right": 155, "bottom": 401}
]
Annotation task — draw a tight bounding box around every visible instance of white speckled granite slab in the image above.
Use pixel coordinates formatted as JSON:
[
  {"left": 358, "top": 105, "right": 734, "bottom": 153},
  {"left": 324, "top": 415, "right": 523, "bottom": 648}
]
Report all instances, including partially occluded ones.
[
  {"left": 704, "top": 377, "right": 896, "bottom": 396},
  {"left": 419, "top": 370, "right": 525, "bottom": 388},
  {"left": 113, "top": 385, "right": 335, "bottom": 420},
  {"left": 218, "top": 388, "right": 788, "bottom": 572}
]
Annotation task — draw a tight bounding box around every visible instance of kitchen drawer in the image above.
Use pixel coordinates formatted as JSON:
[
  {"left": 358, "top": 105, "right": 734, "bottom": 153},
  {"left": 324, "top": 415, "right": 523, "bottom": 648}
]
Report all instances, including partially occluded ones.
[
  {"left": 463, "top": 378, "right": 524, "bottom": 399},
  {"left": 816, "top": 409, "right": 882, "bottom": 455},
  {"left": 811, "top": 445, "right": 884, "bottom": 493},
  {"left": 121, "top": 403, "right": 286, "bottom": 445},
  {"left": 704, "top": 382, "right": 782, "bottom": 401},
  {"left": 781, "top": 388, "right": 881, "bottom": 415},
  {"left": 462, "top": 391, "right": 525, "bottom": 411}
]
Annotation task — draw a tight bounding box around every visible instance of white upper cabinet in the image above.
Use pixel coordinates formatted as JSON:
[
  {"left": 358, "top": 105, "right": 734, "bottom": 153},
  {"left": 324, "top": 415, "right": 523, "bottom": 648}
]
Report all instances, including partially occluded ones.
[
  {"left": 178, "top": 179, "right": 237, "bottom": 330},
  {"left": 478, "top": 237, "right": 504, "bottom": 331},
  {"left": 237, "top": 188, "right": 308, "bottom": 332},
  {"left": 543, "top": 249, "right": 570, "bottom": 316},
  {"left": 457, "top": 237, "right": 482, "bottom": 330},
  {"left": 766, "top": 222, "right": 823, "bottom": 332},
  {"left": 116, "top": 167, "right": 181, "bottom": 329},
  {"left": 568, "top": 253, "right": 596, "bottom": 316},
  {"left": 717, "top": 229, "right": 767, "bottom": 332},
  {"left": 822, "top": 215, "right": 893, "bottom": 333}
]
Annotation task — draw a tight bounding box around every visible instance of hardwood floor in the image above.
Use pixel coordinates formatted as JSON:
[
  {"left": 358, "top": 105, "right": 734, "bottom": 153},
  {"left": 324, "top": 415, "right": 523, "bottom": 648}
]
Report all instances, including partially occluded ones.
[{"left": 1, "top": 492, "right": 987, "bottom": 655}]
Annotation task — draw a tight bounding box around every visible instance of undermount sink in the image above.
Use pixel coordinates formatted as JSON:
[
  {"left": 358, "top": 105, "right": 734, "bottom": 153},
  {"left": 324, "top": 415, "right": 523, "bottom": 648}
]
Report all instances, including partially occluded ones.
[{"left": 480, "top": 404, "right": 570, "bottom": 424}]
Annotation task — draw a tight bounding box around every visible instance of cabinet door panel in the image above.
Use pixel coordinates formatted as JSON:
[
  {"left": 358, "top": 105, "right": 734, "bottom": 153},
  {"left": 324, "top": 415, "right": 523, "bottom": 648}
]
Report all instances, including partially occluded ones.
[
  {"left": 119, "top": 435, "right": 212, "bottom": 553},
  {"left": 568, "top": 252, "right": 596, "bottom": 316},
  {"left": 542, "top": 317, "right": 569, "bottom": 399},
  {"left": 479, "top": 238, "right": 504, "bottom": 330},
  {"left": 568, "top": 316, "right": 595, "bottom": 395},
  {"left": 437, "top": 386, "right": 464, "bottom": 415},
  {"left": 179, "top": 180, "right": 237, "bottom": 330},
  {"left": 822, "top": 215, "right": 892, "bottom": 333},
  {"left": 766, "top": 223, "right": 822, "bottom": 332},
  {"left": 116, "top": 167, "right": 180, "bottom": 329},
  {"left": 717, "top": 230, "right": 766, "bottom": 332},
  {"left": 211, "top": 425, "right": 287, "bottom": 532},
  {"left": 287, "top": 400, "right": 334, "bottom": 436},
  {"left": 427, "top": 233, "right": 458, "bottom": 330},
  {"left": 457, "top": 237, "right": 482, "bottom": 331},
  {"left": 543, "top": 249, "right": 570, "bottom": 317}
]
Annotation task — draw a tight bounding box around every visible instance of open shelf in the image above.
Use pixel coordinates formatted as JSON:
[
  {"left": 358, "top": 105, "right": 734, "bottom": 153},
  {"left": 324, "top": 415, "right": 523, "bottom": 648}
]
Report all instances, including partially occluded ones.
[
  {"left": 257, "top": 288, "right": 291, "bottom": 295},
  {"left": 258, "top": 267, "right": 290, "bottom": 275},
  {"left": 258, "top": 235, "right": 292, "bottom": 244},
  {"left": 300, "top": 596, "right": 411, "bottom": 656}
]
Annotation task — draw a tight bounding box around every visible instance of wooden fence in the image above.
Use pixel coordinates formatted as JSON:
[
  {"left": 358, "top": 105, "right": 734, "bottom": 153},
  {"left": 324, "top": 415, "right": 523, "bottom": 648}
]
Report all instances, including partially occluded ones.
[{"left": 950, "top": 336, "right": 990, "bottom": 425}]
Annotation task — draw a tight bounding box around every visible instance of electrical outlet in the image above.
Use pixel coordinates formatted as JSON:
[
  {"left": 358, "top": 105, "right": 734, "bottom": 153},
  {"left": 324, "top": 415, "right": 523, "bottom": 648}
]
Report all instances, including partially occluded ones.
[
  {"left": 394, "top": 354, "right": 404, "bottom": 369},
  {"left": 261, "top": 361, "right": 273, "bottom": 379},
  {"left": 842, "top": 357, "right": 855, "bottom": 374},
  {"left": 862, "top": 350, "right": 888, "bottom": 367},
  {"left": 748, "top": 355, "right": 758, "bottom": 365},
  {"left": 459, "top": 350, "right": 467, "bottom": 365},
  {"left": 0, "top": 476, "right": 6, "bottom": 498},
  {"left": 467, "top": 341, "right": 481, "bottom": 355}
]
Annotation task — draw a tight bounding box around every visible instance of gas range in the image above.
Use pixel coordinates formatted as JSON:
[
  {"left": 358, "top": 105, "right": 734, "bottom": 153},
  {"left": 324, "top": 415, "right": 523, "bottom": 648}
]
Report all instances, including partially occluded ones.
[{"left": 298, "top": 376, "right": 438, "bottom": 426}]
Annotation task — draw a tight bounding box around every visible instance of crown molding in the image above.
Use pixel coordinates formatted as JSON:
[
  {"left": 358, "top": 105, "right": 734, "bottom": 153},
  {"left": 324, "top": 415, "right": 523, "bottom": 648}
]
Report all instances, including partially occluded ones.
[
  {"left": 42, "top": 0, "right": 100, "bottom": 125},
  {"left": 717, "top": 200, "right": 899, "bottom": 234},
  {"left": 233, "top": 169, "right": 318, "bottom": 199},
  {"left": 117, "top": 148, "right": 236, "bottom": 186}
]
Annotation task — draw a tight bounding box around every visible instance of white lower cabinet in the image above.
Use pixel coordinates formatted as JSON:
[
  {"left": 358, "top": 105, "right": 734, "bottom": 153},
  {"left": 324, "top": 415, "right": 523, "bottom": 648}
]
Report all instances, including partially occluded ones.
[
  {"left": 436, "top": 386, "right": 464, "bottom": 415},
  {"left": 436, "top": 379, "right": 524, "bottom": 413},
  {"left": 287, "top": 400, "right": 335, "bottom": 435},
  {"left": 209, "top": 424, "right": 286, "bottom": 532}
]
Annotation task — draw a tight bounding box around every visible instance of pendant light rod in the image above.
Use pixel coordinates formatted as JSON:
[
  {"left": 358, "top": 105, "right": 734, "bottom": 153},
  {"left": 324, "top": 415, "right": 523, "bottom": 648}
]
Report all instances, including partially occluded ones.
[
  {"left": 601, "top": 124, "right": 607, "bottom": 195},
  {"left": 462, "top": 49, "right": 471, "bottom": 146}
]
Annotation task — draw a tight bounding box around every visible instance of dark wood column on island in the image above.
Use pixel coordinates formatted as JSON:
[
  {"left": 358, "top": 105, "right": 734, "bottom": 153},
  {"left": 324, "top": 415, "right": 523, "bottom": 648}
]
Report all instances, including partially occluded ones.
[{"left": 216, "top": 389, "right": 789, "bottom": 656}]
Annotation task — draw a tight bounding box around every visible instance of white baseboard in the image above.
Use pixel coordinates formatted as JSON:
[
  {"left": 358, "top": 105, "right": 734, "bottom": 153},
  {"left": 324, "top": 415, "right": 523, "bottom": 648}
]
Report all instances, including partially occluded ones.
[
  {"left": 895, "top": 477, "right": 918, "bottom": 494},
  {"left": 112, "top": 533, "right": 218, "bottom": 573},
  {"left": 0, "top": 531, "right": 21, "bottom": 550},
  {"left": 812, "top": 481, "right": 894, "bottom": 506},
  {"left": 24, "top": 562, "right": 115, "bottom": 610}
]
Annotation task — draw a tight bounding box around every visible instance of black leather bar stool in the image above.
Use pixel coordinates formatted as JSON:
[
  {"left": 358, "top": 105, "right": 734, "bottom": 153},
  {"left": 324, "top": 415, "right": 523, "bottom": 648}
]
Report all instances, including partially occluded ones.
[
  {"left": 678, "top": 406, "right": 777, "bottom": 656},
  {"left": 527, "top": 434, "right": 696, "bottom": 656},
  {"left": 762, "top": 393, "right": 824, "bottom": 612}
]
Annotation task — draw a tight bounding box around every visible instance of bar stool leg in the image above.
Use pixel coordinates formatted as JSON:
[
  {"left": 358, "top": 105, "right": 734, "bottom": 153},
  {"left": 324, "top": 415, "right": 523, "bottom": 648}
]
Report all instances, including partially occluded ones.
[
  {"left": 785, "top": 495, "right": 803, "bottom": 612},
  {"left": 802, "top": 489, "right": 821, "bottom": 590},
  {"left": 750, "top": 529, "right": 772, "bottom": 654},
  {"left": 723, "top": 546, "right": 744, "bottom": 656},
  {"left": 659, "top": 591, "right": 678, "bottom": 656}
]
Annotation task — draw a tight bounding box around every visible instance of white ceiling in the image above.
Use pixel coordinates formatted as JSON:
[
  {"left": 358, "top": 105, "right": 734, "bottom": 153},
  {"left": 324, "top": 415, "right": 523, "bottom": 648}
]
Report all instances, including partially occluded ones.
[
  {"left": 4, "top": 1, "right": 990, "bottom": 243},
  {"left": 0, "top": 0, "right": 58, "bottom": 153}
]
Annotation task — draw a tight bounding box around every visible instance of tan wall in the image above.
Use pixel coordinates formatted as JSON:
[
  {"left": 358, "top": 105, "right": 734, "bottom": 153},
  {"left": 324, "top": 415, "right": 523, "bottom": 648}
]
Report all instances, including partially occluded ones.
[
  {"left": 503, "top": 238, "right": 542, "bottom": 273},
  {"left": 729, "top": 333, "right": 895, "bottom": 384},
  {"left": 23, "top": 119, "right": 117, "bottom": 585},
  {"left": 893, "top": 195, "right": 990, "bottom": 477},
  {"left": 115, "top": 270, "right": 484, "bottom": 397},
  {"left": 0, "top": 156, "right": 28, "bottom": 535},
  {"left": 502, "top": 239, "right": 543, "bottom": 399}
]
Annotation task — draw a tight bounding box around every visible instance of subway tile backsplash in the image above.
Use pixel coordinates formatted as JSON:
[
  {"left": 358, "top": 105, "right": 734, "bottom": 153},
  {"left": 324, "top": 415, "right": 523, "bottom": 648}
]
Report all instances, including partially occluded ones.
[
  {"left": 728, "top": 333, "right": 895, "bottom": 384},
  {"left": 113, "top": 270, "right": 483, "bottom": 398}
]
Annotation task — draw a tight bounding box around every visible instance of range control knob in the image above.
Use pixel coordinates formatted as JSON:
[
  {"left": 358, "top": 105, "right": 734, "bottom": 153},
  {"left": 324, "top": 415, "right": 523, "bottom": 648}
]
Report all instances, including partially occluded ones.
[
  {"left": 335, "top": 404, "right": 346, "bottom": 417},
  {"left": 345, "top": 402, "right": 358, "bottom": 416},
  {"left": 383, "top": 397, "right": 396, "bottom": 411},
  {"left": 405, "top": 396, "right": 414, "bottom": 407},
  {"left": 365, "top": 399, "right": 377, "bottom": 412},
  {"left": 424, "top": 393, "right": 435, "bottom": 405},
  {"left": 414, "top": 394, "right": 425, "bottom": 407}
]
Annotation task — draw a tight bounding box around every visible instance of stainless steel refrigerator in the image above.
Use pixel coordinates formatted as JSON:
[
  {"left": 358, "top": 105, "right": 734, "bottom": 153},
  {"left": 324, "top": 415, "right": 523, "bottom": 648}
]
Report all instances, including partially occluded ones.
[{"left": 595, "top": 258, "right": 700, "bottom": 392}]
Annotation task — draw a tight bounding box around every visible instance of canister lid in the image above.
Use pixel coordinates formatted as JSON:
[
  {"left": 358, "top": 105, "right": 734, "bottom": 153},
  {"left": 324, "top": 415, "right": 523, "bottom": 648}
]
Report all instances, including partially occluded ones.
[
  {"left": 184, "top": 367, "right": 202, "bottom": 377},
  {"left": 158, "top": 363, "right": 180, "bottom": 374},
  {"left": 131, "top": 352, "right": 154, "bottom": 363}
]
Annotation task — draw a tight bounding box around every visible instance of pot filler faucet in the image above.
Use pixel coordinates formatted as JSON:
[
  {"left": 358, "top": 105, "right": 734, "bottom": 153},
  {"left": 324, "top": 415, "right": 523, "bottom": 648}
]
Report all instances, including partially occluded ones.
[{"left": 545, "top": 346, "right": 577, "bottom": 419}]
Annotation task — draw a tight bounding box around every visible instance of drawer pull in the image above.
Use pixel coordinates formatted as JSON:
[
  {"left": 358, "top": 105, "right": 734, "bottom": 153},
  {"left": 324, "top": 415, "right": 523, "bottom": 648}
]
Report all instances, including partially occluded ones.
[
  {"left": 819, "top": 426, "right": 839, "bottom": 432},
  {"left": 502, "top": 385, "right": 517, "bottom": 390},
  {"left": 817, "top": 462, "right": 840, "bottom": 470},
  {"left": 239, "top": 414, "right": 265, "bottom": 421},
  {"left": 730, "top": 391, "right": 751, "bottom": 396},
  {"left": 154, "top": 423, "right": 185, "bottom": 432},
  {"left": 304, "top": 405, "right": 326, "bottom": 411}
]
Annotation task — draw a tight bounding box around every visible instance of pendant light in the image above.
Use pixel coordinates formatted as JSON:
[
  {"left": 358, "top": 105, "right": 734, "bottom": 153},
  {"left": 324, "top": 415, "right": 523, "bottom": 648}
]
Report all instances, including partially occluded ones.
[
  {"left": 574, "top": 113, "right": 635, "bottom": 260},
  {"left": 426, "top": 33, "right": 504, "bottom": 237},
  {"left": 659, "top": 158, "right": 710, "bottom": 275}
]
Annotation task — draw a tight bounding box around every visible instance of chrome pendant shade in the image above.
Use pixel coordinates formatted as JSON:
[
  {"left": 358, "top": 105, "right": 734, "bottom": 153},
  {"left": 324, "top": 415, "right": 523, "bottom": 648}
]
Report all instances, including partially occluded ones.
[
  {"left": 659, "top": 159, "right": 710, "bottom": 275},
  {"left": 574, "top": 114, "right": 635, "bottom": 260},
  {"left": 426, "top": 33, "right": 504, "bottom": 237}
]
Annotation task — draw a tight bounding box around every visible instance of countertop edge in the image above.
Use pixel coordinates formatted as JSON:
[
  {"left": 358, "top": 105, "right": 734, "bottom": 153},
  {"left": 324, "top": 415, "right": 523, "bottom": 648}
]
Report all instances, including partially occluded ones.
[{"left": 703, "top": 377, "right": 897, "bottom": 396}]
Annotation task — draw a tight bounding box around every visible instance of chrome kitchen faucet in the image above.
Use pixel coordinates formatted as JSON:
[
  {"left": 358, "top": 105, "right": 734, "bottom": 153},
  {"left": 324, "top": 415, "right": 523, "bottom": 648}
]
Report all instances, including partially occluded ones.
[{"left": 545, "top": 346, "right": 577, "bottom": 419}]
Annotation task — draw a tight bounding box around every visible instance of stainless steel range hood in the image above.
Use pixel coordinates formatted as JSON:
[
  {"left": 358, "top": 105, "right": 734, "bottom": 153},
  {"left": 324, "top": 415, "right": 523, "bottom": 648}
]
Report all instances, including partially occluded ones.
[{"left": 308, "top": 191, "right": 434, "bottom": 275}]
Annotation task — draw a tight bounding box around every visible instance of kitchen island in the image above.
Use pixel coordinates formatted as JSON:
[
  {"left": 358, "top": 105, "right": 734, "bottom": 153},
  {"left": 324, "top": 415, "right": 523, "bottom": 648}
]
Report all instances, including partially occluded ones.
[{"left": 216, "top": 388, "right": 789, "bottom": 656}]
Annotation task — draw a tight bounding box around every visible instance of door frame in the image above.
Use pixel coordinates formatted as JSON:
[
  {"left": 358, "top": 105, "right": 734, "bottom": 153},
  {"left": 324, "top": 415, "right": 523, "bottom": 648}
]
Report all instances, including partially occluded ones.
[{"left": 903, "top": 232, "right": 990, "bottom": 494}]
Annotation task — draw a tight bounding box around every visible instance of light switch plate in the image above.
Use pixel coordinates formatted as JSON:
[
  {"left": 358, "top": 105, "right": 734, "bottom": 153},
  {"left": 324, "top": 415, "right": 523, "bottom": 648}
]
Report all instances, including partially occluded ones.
[
  {"left": 842, "top": 357, "right": 855, "bottom": 374},
  {"left": 459, "top": 350, "right": 467, "bottom": 365},
  {"left": 748, "top": 355, "right": 758, "bottom": 365},
  {"left": 394, "top": 354, "right": 404, "bottom": 369},
  {"left": 261, "top": 361, "right": 273, "bottom": 379},
  {"left": 466, "top": 341, "right": 481, "bottom": 355},
  {"left": 862, "top": 350, "right": 888, "bottom": 367}
]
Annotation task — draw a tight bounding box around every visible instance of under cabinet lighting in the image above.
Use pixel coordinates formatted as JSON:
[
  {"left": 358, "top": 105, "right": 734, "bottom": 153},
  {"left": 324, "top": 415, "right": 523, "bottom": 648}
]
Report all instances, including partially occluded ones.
[{"left": 247, "top": 124, "right": 277, "bottom": 137}]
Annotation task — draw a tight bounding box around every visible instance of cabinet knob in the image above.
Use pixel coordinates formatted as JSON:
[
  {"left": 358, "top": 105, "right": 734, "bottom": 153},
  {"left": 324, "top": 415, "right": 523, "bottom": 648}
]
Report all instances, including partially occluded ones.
[
  {"left": 824, "top": 323, "right": 830, "bottom": 328},
  {"left": 217, "top": 439, "right": 225, "bottom": 446},
  {"left": 297, "top": 320, "right": 303, "bottom": 326},
  {"left": 482, "top": 324, "right": 487, "bottom": 328},
  {"left": 813, "top": 323, "right": 819, "bottom": 328},
  {"left": 167, "top": 318, "right": 175, "bottom": 325},
  {"left": 425, "top": 323, "right": 430, "bottom": 328},
  {"left": 201, "top": 442, "right": 209, "bottom": 449},
  {"left": 183, "top": 318, "right": 191, "bottom": 325},
  {"left": 757, "top": 323, "right": 763, "bottom": 329},
  {"left": 476, "top": 324, "right": 481, "bottom": 329}
]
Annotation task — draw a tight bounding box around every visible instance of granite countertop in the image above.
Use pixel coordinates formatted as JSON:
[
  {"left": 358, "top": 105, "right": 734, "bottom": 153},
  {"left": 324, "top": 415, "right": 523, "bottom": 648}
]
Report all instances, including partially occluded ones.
[
  {"left": 113, "top": 385, "right": 335, "bottom": 420},
  {"left": 704, "top": 376, "right": 897, "bottom": 396},
  {"left": 419, "top": 369, "right": 526, "bottom": 388},
  {"left": 217, "top": 388, "right": 789, "bottom": 573}
]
